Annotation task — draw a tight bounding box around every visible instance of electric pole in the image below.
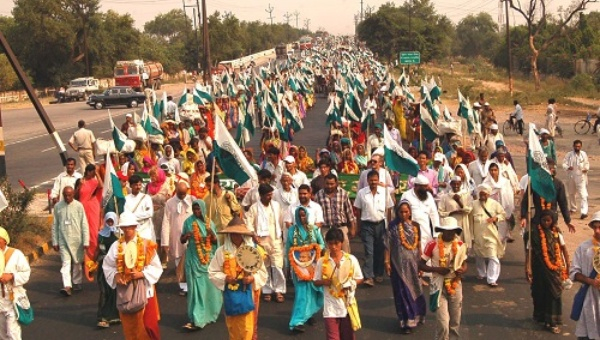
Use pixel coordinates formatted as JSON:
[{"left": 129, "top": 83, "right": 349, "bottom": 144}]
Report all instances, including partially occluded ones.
[
  {"left": 293, "top": 11, "right": 300, "bottom": 28},
  {"left": 354, "top": 13, "right": 359, "bottom": 35},
  {"left": 202, "top": 0, "right": 211, "bottom": 83},
  {"left": 360, "top": 0, "right": 364, "bottom": 22},
  {"left": 304, "top": 19, "right": 310, "bottom": 31},
  {"left": 266, "top": 4, "right": 274, "bottom": 25},
  {"left": 284, "top": 12, "right": 292, "bottom": 25},
  {"left": 182, "top": 0, "right": 200, "bottom": 72},
  {"left": 504, "top": 0, "right": 513, "bottom": 96}
]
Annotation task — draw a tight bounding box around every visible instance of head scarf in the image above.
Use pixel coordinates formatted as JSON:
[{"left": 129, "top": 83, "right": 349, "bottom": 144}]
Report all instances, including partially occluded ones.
[
  {"left": 192, "top": 199, "right": 215, "bottom": 228},
  {"left": 147, "top": 167, "right": 166, "bottom": 195},
  {"left": 99, "top": 212, "right": 118, "bottom": 238},
  {"left": 163, "top": 145, "right": 175, "bottom": 160},
  {"left": 0, "top": 227, "right": 9, "bottom": 245},
  {"left": 142, "top": 156, "right": 156, "bottom": 173}
]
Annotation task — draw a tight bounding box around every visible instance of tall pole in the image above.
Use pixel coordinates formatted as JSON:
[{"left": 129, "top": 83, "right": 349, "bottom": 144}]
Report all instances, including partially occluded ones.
[
  {"left": 408, "top": 0, "right": 413, "bottom": 75},
  {"left": 293, "top": 11, "right": 300, "bottom": 28},
  {"left": 266, "top": 4, "right": 274, "bottom": 25},
  {"left": 505, "top": 0, "right": 513, "bottom": 96},
  {"left": 202, "top": 0, "right": 211, "bottom": 84},
  {"left": 184, "top": 0, "right": 201, "bottom": 73},
  {"left": 284, "top": 12, "right": 292, "bottom": 25},
  {"left": 360, "top": 0, "right": 364, "bottom": 22},
  {"left": 0, "top": 105, "right": 5, "bottom": 177},
  {"left": 0, "top": 31, "right": 68, "bottom": 166}
]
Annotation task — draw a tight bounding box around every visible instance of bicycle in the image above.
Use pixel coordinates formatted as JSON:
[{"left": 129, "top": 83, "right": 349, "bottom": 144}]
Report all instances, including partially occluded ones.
[
  {"left": 502, "top": 114, "right": 522, "bottom": 136},
  {"left": 574, "top": 112, "right": 593, "bottom": 135}
]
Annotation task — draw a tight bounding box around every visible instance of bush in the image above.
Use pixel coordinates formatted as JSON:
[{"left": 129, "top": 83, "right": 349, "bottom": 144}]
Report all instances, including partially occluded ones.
[
  {"left": 570, "top": 74, "right": 595, "bottom": 92},
  {"left": 0, "top": 179, "right": 37, "bottom": 244}
]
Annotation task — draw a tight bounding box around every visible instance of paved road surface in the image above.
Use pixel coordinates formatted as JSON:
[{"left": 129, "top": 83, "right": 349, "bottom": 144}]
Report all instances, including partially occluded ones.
[{"left": 21, "top": 93, "right": 580, "bottom": 339}]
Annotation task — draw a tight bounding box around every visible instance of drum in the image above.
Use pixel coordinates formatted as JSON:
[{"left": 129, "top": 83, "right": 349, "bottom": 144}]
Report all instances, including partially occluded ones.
[{"left": 235, "top": 245, "right": 263, "bottom": 274}]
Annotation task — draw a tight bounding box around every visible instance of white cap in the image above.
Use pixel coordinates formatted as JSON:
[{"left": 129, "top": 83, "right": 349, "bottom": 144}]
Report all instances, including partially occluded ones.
[
  {"left": 484, "top": 102, "right": 490, "bottom": 106},
  {"left": 450, "top": 175, "right": 462, "bottom": 182},
  {"left": 434, "top": 153, "right": 445, "bottom": 162},
  {"left": 125, "top": 113, "right": 132, "bottom": 118},
  {"left": 320, "top": 148, "right": 330, "bottom": 154},
  {"left": 539, "top": 128, "right": 550, "bottom": 135},
  {"left": 118, "top": 212, "right": 138, "bottom": 228},
  {"left": 478, "top": 184, "right": 492, "bottom": 195},
  {"left": 435, "top": 217, "right": 462, "bottom": 233},
  {"left": 414, "top": 175, "right": 430, "bottom": 186},
  {"left": 490, "top": 124, "right": 499, "bottom": 130},
  {"left": 589, "top": 211, "right": 600, "bottom": 224},
  {"left": 283, "top": 155, "right": 296, "bottom": 163},
  {"left": 473, "top": 103, "right": 481, "bottom": 108}
]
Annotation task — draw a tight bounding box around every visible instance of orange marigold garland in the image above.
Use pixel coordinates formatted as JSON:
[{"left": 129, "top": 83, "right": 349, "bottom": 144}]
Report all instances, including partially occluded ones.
[
  {"left": 223, "top": 251, "right": 244, "bottom": 291},
  {"left": 117, "top": 233, "right": 146, "bottom": 276},
  {"left": 537, "top": 225, "right": 568, "bottom": 280},
  {"left": 192, "top": 220, "right": 213, "bottom": 265},
  {"left": 438, "top": 235, "right": 459, "bottom": 296},
  {"left": 399, "top": 223, "right": 419, "bottom": 250}
]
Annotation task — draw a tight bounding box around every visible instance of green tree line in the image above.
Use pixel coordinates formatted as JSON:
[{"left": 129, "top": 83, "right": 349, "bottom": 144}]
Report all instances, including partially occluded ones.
[{"left": 0, "top": 0, "right": 309, "bottom": 89}]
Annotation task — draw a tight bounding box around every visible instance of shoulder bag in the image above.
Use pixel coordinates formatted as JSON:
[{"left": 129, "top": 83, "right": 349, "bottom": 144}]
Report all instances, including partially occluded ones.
[{"left": 116, "top": 278, "right": 148, "bottom": 314}]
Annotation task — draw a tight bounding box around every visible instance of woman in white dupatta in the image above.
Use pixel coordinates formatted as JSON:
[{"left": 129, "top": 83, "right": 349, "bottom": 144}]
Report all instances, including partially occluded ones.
[{"left": 482, "top": 163, "right": 515, "bottom": 244}]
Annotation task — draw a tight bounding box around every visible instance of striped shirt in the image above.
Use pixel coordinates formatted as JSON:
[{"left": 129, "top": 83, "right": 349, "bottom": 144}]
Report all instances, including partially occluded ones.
[{"left": 315, "top": 187, "right": 356, "bottom": 227}]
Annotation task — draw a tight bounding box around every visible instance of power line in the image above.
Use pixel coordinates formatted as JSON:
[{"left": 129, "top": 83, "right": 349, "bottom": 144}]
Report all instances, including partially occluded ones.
[{"left": 283, "top": 12, "right": 292, "bottom": 25}]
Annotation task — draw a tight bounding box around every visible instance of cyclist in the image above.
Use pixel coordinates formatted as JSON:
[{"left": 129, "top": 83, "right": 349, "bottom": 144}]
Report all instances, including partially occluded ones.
[
  {"left": 510, "top": 100, "right": 524, "bottom": 135},
  {"left": 593, "top": 107, "right": 600, "bottom": 134}
]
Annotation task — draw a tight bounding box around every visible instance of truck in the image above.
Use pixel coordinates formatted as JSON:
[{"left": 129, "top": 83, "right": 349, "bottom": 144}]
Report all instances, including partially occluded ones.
[
  {"left": 114, "top": 60, "right": 163, "bottom": 91},
  {"left": 64, "top": 77, "right": 99, "bottom": 101}
]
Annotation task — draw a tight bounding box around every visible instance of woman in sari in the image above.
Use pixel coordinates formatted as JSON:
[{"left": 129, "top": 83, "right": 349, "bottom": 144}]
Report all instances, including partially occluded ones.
[
  {"left": 181, "top": 200, "right": 222, "bottom": 330},
  {"left": 288, "top": 146, "right": 299, "bottom": 163},
  {"left": 526, "top": 210, "right": 569, "bottom": 334},
  {"left": 452, "top": 163, "right": 476, "bottom": 198},
  {"left": 393, "top": 96, "right": 408, "bottom": 142},
  {"left": 182, "top": 149, "right": 199, "bottom": 177},
  {"left": 354, "top": 144, "right": 368, "bottom": 170},
  {"left": 286, "top": 206, "right": 325, "bottom": 333},
  {"left": 141, "top": 156, "right": 156, "bottom": 174},
  {"left": 133, "top": 140, "right": 151, "bottom": 171},
  {"left": 190, "top": 160, "right": 210, "bottom": 199},
  {"left": 297, "top": 146, "right": 315, "bottom": 174},
  {"left": 147, "top": 166, "right": 169, "bottom": 257},
  {"left": 482, "top": 163, "right": 515, "bottom": 244},
  {"left": 158, "top": 145, "right": 181, "bottom": 175},
  {"left": 96, "top": 213, "right": 120, "bottom": 328},
  {"left": 78, "top": 164, "right": 103, "bottom": 260},
  {"left": 384, "top": 200, "right": 426, "bottom": 334},
  {"left": 338, "top": 149, "right": 359, "bottom": 175}
]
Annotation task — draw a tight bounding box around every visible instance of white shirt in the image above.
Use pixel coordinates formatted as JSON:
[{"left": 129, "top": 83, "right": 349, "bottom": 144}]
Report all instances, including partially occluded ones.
[
  {"left": 289, "top": 169, "right": 309, "bottom": 188},
  {"left": 513, "top": 104, "right": 523, "bottom": 120},
  {"left": 363, "top": 98, "right": 377, "bottom": 115},
  {"left": 354, "top": 186, "right": 394, "bottom": 222},
  {"left": 357, "top": 167, "right": 394, "bottom": 192},
  {"left": 273, "top": 187, "right": 298, "bottom": 213},
  {"left": 50, "top": 171, "right": 83, "bottom": 200},
  {"left": 124, "top": 192, "right": 155, "bottom": 241},
  {"left": 400, "top": 189, "right": 440, "bottom": 250},
  {"left": 367, "top": 134, "right": 383, "bottom": 151},
  {"left": 562, "top": 150, "right": 589, "bottom": 179},
  {"left": 284, "top": 201, "right": 325, "bottom": 227},
  {"left": 314, "top": 253, "right": 363, "bottom": 318},
  {"left": 263, "top": 161, "right": 285, "bottom": 185}
]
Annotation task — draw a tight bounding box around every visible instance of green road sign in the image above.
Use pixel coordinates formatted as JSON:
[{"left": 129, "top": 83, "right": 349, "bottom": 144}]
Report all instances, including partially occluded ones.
[{"left": 399, "top": 51, "right": 420, "bottom": 65}]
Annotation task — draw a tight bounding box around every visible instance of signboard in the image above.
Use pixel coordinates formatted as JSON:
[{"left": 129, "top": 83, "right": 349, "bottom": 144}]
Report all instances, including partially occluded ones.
[{"left": 399, "top": 51, "right": 421, "bottom": 65}]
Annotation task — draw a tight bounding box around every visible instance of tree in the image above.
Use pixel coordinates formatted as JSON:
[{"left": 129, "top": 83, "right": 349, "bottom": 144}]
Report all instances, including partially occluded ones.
[
  {"left": 144, "top": 9, "right": 191, "bottom": 42},
  {"left": 65, "top": 0, "right": 100, "bottom": 76},
  {"left": 455, "top": 13, "right": 500, "bottom": 59},
  {"left": 0, "top": 55, "right": 19, "bottom": 91},
  {"left": 509, "top": 0, "right": 598, "bottom": 90}
]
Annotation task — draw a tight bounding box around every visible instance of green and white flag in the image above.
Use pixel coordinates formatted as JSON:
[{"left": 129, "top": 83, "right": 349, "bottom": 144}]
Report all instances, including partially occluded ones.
[
  {"left": 101, "top": 153, "right": 125, "bottom": 214},
  {"left": 384, "top": 126, "right": 419, "bottom": 176},
  {"left": 194, "top": 85, "right": 214, "bottom": 105},
  {"left": 527, "top": 123, "right": 557, "bottom": 201},
  {"left": 420, "top": 103, "right": 440, "bottom": 141},
  {"left": 141, "top": 103, "right": 163, "bottom": 136},
  {"left": 109, "top": 110, "right": 129, "bottom": 152},
  {"left": 178, "top": 86, "right": 189, "bottom": 106},
  {"left": 213, "top": 114, "right": 258, "bottom": 186}
]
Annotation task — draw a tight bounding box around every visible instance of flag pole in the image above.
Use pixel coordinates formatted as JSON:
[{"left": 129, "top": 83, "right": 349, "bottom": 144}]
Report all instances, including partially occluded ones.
[
  {"left": 207, "top": 111, "right": 218, "bottom": 229},
  {"left": 526, "top": 175, "right": 532, "bottom": 278}
]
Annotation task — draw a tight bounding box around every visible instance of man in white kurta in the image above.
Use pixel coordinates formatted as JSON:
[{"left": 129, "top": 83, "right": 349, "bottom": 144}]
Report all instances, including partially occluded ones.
[
  {"left": 52, "top": 186, "right": 89, "bottom": 295},
  {"left": 50, "top": 158, "right": 82, "bottom": 205},
  {"left": 438, "top": 177, "right": 474, "bottom": 249},
  {"left": 468, "top": 148, "right": 490, "bottom": 186},
  {"left": 400, "top": 175, "right": 441, "bottom": 252},
  {"left": 245, "top": 184, "right": 286, "bottom": 298},
  {"left": 162, "top": 181, "right": 194, "bottom": 293},
  {"left": 0, "top": 227, "right": 31, "bottom": 340},
  {"left": 562, "top": 140, "right": 590, "bottom": 218},
  {"left": 125, "top": 175, "right": 155, "bottom": 241}
]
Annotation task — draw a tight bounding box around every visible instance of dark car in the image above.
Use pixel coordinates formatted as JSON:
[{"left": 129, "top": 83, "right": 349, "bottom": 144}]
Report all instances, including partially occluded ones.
[{"left": 86, "top": 86, "right": 146, "bottom": 110}]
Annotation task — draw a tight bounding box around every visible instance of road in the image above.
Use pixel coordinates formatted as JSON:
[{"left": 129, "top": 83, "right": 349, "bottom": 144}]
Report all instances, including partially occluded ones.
[{"left": 20, "top": 93, "right": 580, "bottom": 340}]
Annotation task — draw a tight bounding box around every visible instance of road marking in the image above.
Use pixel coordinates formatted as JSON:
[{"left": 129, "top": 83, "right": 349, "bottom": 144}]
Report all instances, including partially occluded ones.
[
  {"left": 6, "top": 111, "right": 128, "bottom": 147},
  {"left": 101, "top": 129, "right": 112, "bottom": 133}
]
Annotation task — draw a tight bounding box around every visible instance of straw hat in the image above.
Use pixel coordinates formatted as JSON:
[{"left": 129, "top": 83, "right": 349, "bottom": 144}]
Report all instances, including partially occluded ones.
[{"left": 218, "top": 216, "right": 254, "bottom": 236}]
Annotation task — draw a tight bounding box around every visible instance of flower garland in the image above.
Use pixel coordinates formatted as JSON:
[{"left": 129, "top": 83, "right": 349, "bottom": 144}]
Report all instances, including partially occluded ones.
[
  {"left": 399, "top": 223, "right": 419, "bottom": 250},
  {"left": 288, "top": 244, "right": 321, "bottom": 281},
  {"left": 537, "top": 225, "right": 568, "bottom": 280},
  {"left": 322, "top": 251, "right": 353, "bottom": 298},
  {"left": 192, "top": 220, "right": 212, "bottom": 265},
  {"left": 117, "top": 233, "right": 146, "bottom": 275},
  {"left": 223, "top": 251, "right": 244, "bottom": 291},
  {"left": 438, "top": 235, "right": 459, "bottom": 296}
]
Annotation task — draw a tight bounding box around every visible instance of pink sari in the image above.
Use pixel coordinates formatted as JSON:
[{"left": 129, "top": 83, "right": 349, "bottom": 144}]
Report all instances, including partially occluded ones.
[{"left": 79, "top": 178, "right": 102, "bottom": 259}]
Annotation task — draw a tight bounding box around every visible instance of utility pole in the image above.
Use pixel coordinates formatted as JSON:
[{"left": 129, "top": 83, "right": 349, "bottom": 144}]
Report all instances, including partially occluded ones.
[
  {"left": 293, "top": 11, "right": 300, "bottom": 28},
  {"left": 354, "top": 13, "right": 359, "bottom": 35},
  {"left": 360, "top": 0, "right": 364, "bottom": 22},
  {"left": 266, "top": 4, "right": 274, "bottom": 25},
  {"left": 183, "top": 0, "right": 200, "bottom": 72},
  {"left": 202, "top": 0, "right": 211, "bottom": 83},
  {"left": 304, "top": 18, "right": 310, "bottom": 31},
  {"left": 283, "top": 12, "right": 292, "bottom": 25},
  {"left": 504, "top": 0, "right": 513, "bottom": 96}
]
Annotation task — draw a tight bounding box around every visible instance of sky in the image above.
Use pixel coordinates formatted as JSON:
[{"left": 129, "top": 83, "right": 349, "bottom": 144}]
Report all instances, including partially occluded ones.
[{"left": 0, "top": 0, "right": 587, "bottom": 35}]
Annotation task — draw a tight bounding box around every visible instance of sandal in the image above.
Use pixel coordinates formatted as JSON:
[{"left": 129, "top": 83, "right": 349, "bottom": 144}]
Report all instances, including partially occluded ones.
[
  {"left": 182, "top": 322, "right": 200, "bottom": 331},
  {"left": 545, "top": 324, "right": 560, "bottom": 334},
  {"left": 263, "top": 294, "right": 272, "bottom": 302},
  {"left": 96, "top": 321, "right": 110, "bottom": 328},
  {"left": 275, "top": 293, "right": 285, "bottom": 303}
]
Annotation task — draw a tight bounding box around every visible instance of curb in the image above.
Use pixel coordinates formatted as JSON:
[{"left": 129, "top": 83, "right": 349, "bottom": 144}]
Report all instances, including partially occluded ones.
[{"left": 27, "top": 241, "right": 52, "bottom": 264}]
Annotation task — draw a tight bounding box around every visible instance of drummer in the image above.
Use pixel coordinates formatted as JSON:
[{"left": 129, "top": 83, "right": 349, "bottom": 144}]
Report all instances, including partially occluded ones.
[{"left": 208, "top": 217, "right": 267, "bottom": 340}]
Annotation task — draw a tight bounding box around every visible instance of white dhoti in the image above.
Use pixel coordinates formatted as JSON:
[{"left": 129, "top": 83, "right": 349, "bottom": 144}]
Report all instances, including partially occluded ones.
[{"left": 59, "top": 247, "right": 83, "bottom": 288}]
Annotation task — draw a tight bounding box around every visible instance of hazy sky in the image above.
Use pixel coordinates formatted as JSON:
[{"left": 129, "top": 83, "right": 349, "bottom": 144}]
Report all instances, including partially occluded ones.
[{"left": 0, "top": 0, "right": 585, "bottom": 35}]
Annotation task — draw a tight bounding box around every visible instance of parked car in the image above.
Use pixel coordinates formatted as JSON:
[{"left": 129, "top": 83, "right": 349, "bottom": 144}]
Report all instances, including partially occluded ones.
[
  {"left": 64, "top": 77, "right": 99, "bottom": 101},
  {"left": 86, "top": 86, "right": 146, "bottom": 109}
]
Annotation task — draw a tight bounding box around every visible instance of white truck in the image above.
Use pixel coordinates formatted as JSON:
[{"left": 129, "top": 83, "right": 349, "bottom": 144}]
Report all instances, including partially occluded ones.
[{"left": 64, "top": 77, "right": 100, "bottom": 101}]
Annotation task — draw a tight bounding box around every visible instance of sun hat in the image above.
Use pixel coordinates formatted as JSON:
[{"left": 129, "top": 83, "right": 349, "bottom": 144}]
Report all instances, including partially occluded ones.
[
  {"left": 118, "top": 212, "right": 138, "bottom": 228},
  {"left": 434, "top": 217, "right": 462, "bottom": 234},
  {"left": 218, "top": 216, "right": 255, "bottom": 236}
]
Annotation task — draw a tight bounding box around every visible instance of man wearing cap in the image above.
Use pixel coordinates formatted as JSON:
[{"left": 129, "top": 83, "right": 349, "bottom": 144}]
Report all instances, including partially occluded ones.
[
  {"left": 539, "top": 128, "right": 556, "bottom": 163},
  {"left": 354, "top": 170, "right": 394, "bottom": 286},
  {"left": 245, "top": 184, "right": 286, "bottom": 302},
  {"left": 68, "top": 120, "right": 97, "bottom": 173},
  {"left": 103, "top": 211, "right": 163, "bottom": 340},
  {"left": 432, "top": 152, "right": 451, "bottom": 191},
  {"left": 471, "top": 184, "right": 505, "bottom": 287},
  {"left": 262, "top": 147, "right": 284, "bottom": 186},
  {"left": 121, "top": 113, "right": 136, "bottom": 136},
  {"left": 283, "top": 155, "right": 308, "bottom": 188},
  {"left": 242, "top": 169, "right": 273, "bottom": 212},
  {"left": 124, "top": 175, "right": 155, "bottom": 241},
  {"left": 204, "top": 175, "right": 241, "bottom": 244},
  {"left": 401, "top": 174, "right": 441, "bottom": 252},
  {"left": 439, "top": 176, "right": 474, "bottom": 249},
  {"left": 562, "top": 139, "right": 589, "bottom": 219},
  {"left": 408, "top": 151, "right": 439, "bottom": 196},
  {"left": 162, "top": 181, "right": 195, "bottom": 295},
  {"left": 315, "top": 174, "right": 356, "bottom": 253},
  {"left": 483, "top": 123, "right": 504, "bottom": 155},
  {"left": 357, "top": 154, "right": 394, "bottom": 192},
  {"left": 50, "top": 157, "right": 83, "bottom": 206},
  {"left": 208, "top": 217, "right": 267, "bottom": 340},
  {"left": 489, "top": 141, "right": 515, "bottom": 169},
  {"left": 52, "top": 186, "right": 89, "bottom": 296},
  {"left": 0, "top": 227, "right": 30, "bottom": 339},
  {"left": 571, "top": 211, "right": 600, "bottom": 339},
  {"left": 419, "top": 217, "right": 468, "bottom": 340}
]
